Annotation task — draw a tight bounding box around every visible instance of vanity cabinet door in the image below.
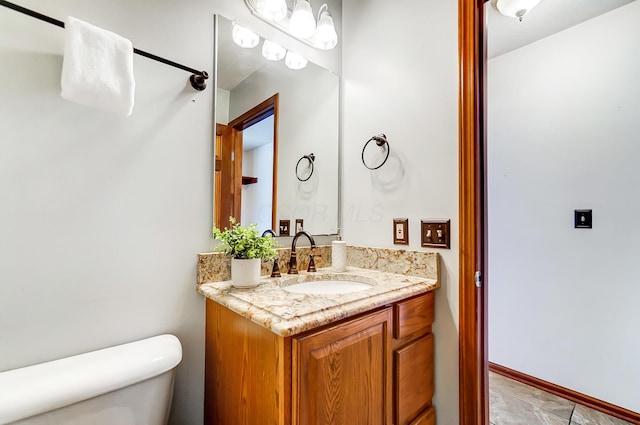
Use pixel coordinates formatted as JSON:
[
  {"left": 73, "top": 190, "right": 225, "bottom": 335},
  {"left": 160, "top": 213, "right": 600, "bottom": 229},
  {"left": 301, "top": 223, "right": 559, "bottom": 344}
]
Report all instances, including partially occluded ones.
[{"left": 292, "top": 308, "right": 393, "bottom": 425}]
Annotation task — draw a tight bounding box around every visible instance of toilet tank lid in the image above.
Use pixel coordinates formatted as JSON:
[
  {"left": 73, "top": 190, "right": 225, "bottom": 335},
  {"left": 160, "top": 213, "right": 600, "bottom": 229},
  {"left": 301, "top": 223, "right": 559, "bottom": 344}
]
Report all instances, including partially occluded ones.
[{"left": 0, "top": 334, "right": 182, "bottom": 424}]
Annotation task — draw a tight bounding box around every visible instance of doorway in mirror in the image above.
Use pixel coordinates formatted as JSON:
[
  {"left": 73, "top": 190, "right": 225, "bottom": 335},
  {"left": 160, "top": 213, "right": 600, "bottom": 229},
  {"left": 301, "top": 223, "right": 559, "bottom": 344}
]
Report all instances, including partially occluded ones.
[{"left": 214, "top": 95, "right": 279, "bottom": 233}]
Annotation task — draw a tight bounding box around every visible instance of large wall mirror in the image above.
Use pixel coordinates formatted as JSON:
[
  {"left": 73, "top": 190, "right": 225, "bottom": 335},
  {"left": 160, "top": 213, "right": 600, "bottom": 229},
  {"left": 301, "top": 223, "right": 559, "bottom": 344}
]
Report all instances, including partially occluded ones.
[{"left": 214, "top": 14, "right": 340, "bottom": 237}]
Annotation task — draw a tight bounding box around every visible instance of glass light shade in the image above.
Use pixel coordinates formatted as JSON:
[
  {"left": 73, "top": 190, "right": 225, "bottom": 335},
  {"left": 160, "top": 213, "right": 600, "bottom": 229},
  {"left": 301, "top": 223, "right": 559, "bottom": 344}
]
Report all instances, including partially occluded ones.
[
  {"left": 285, "top": 51, "right": 308, "bottom": 70},
  {"left": 496, "top": 0, "right": 542, "bottom": 21},
  {"left": 256, "top": 0, "right": 288, "bottom": 22},
  {"left": 232, "top": 24, "right": 260, "bottom": 48},
  {"left": 262, "top": 40, "right": 286, "bottom": 61},
  {"left": 289, "top": 0, "right": 316, "bottom": 38},
  {"left": 313, "top": 6, "right": 337, "bottom": 50}
]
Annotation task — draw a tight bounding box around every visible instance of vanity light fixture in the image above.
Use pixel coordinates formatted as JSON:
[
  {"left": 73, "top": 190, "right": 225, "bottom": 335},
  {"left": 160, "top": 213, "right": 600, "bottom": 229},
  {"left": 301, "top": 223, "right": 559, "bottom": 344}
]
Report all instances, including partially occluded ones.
[
  {"left": 495, "top": 0, "right": 542, "bottom": 21},
  {"left": 313, "top": 4, "right": 338, "bottom": 50},
  {"left": 285, "top": 51, "right": 308, "bottom": 69},
  {"left": 232, "top": 23, "right": 260, "bottom": 48},
  {"left": 289, "top": 0, "right": 316, "bottom": 38},
  {"left": 256, "top": 0, "right": 288, "bottom": 22},
  {"left": 262, "top": 39, "right": 287, "bottom": 61},
  {"left": 244, "top": 0, "right": 338, "bottom": 50}
]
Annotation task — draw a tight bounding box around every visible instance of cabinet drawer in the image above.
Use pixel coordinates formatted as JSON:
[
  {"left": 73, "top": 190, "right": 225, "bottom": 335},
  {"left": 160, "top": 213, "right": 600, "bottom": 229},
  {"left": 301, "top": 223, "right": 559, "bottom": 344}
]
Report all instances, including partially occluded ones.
[
  {"left": 394, "top": 334, "right": 434, "bottom": 425},
  {"left": 393, "top": 292, "right": 435, "bottom": 339}
]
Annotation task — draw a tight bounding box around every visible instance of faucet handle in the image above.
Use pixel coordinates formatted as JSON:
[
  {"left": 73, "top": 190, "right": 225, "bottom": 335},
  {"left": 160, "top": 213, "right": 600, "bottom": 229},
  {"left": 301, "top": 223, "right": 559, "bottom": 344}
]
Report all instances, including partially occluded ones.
[
  {"left": 307, "top": 250, "right": 320, "bottom": 272},
  {"left": 271, "top": 257, "right": 281, "bottom": 278}
]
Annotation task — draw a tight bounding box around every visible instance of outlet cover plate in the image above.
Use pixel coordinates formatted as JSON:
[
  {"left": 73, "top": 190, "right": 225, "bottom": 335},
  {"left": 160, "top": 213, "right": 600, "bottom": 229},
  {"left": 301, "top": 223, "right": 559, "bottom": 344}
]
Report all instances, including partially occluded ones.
[
  {"left": 421, "top": 219, "right": 451, "bottom": 249},
  {"left": 295, "top": 219, "right": 304, "bottom": 233},
  {"left": 393, "top": 218, "right": 409, "bottom": 245}
]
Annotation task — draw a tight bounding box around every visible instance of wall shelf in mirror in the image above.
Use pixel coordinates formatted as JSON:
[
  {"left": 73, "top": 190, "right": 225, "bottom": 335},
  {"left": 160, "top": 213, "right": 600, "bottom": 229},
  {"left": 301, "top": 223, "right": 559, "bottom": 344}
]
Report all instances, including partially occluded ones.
[{"left": 242, "top": 176, "right": 259, "bottom": 185}]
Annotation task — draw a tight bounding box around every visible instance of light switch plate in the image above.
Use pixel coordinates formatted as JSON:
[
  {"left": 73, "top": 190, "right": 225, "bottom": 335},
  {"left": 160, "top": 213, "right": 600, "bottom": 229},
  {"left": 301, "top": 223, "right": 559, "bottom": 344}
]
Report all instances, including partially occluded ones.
[
  {"left": 393, "top": 218, "right": 409, "bottom": 245},
  {"left": 421, "top": 219, "right": 450, "bottom": 249},
  {"left": 279, "top": 219, "right": 290, "bottom": 236},
  {"left": 574, "top": 209, "right": 592, "bottom": 229},
  {"left": 295, "top": 219, "right": 304, "bottom": 233}
]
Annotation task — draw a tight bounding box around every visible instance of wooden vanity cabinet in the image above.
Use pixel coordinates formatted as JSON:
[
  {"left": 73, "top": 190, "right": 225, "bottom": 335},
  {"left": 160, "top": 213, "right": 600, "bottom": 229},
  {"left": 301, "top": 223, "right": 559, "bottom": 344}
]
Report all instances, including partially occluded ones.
[{"left": 204, "top": 290, "right": 435, "bottom": 425}]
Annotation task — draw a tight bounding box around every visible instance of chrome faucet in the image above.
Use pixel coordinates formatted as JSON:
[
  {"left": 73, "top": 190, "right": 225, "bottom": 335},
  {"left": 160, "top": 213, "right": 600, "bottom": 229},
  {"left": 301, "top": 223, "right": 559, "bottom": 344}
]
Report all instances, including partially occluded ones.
[
  {"left": 261, "top": 229, "right": 281, "bottom": 277},
  {"left": 288, "top": 231, "right": 317, "bottom": 274}
]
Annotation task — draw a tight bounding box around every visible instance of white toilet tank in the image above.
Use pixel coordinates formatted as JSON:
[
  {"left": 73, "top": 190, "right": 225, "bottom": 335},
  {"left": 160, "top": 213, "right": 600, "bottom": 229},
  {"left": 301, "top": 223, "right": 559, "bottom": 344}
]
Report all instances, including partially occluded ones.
[{"left": 0, "top": 334, "right": 182, "bottom": 425}]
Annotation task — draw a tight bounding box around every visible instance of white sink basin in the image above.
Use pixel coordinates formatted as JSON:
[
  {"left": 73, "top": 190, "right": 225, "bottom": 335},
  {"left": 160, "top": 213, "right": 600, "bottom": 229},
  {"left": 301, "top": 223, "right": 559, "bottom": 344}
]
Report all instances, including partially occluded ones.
[{"left": 283, "top": 280, "right": 373, "bottom": 295}]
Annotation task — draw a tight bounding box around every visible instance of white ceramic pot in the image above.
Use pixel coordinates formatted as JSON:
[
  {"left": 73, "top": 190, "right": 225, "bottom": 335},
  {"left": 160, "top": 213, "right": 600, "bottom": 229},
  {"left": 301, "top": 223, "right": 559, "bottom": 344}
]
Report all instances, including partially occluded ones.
[{"left": 231, "top": 258, "right": 262, "bottom": 288}]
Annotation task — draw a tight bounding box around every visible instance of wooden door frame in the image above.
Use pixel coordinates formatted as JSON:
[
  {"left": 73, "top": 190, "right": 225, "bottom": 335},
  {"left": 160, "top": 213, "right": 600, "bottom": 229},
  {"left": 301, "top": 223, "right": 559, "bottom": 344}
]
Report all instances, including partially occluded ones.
[
  {"left": 215, "top": 123, "right": 242, "bottom": 229},
  {"left": 228, "top": 93, "right": 280, "bottom": 231},
  {"left": 458, "top": 0, "right": 488, "bottom": 424}
]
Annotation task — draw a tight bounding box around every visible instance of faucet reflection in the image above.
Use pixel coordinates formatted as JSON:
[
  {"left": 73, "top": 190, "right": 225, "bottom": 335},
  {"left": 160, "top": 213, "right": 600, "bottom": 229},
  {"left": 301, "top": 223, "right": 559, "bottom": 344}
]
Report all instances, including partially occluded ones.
[
  {"left": 288, "top": 231, "right": 317, "bottom": 274},
  {"left": 261, "top": 229, "right": 281, "bottom": 277}
]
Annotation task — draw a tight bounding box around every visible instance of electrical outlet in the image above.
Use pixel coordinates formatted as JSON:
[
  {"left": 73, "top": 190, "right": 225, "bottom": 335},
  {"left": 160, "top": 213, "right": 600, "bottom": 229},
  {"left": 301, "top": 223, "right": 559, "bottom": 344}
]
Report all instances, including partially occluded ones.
[
  {"left": 279, "top": 219, "right": 290, "bottom": 236},
  {"left": 295, "top": 219, "right": 304, "bottom": 233},
  {"left": 393, "top": 218, "right": 409, "bottom": 245},
  {"left": 421, "top": 219, "right": 450, "bottom": 249}
]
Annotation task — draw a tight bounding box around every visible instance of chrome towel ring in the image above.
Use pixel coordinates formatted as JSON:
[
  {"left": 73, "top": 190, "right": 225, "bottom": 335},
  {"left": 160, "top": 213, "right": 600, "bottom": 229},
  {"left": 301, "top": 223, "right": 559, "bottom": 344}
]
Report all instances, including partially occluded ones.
[
  {"left": 296, "top": 153, "right": 315, "bottom": 181},
  {"left": 362, "top": 134, "right": 390, "bottom": 170}
]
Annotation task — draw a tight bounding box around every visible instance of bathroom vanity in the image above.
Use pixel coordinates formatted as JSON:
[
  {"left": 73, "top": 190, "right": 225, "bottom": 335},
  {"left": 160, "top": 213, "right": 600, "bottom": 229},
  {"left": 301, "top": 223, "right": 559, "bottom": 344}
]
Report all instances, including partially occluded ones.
[{"left": 198, "top": 266, "right": 439, "bottom": 425}]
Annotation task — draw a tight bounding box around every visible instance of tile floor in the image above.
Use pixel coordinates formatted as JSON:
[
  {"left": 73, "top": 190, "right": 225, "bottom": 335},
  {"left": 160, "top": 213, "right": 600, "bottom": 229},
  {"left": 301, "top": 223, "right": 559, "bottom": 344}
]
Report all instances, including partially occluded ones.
[{"left": 489, "top": 371, "right": 636, "bottom": 425}]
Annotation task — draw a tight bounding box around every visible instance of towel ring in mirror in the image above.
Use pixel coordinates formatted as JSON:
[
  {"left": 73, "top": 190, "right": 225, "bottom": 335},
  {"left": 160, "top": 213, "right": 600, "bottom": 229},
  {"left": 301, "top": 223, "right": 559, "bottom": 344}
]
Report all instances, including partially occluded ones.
[
  {"left": 296, "top": 153, "right": 315, "bottom": 182},
  {"left": 362, "top": 134, "right": 390, "bottom": 170}
]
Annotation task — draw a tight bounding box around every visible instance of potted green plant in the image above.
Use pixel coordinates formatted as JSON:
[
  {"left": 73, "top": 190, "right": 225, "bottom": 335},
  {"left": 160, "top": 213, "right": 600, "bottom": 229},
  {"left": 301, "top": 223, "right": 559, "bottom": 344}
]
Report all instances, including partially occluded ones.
[{"left": 213, "top": 218, "right": 278, "bottom": 288}]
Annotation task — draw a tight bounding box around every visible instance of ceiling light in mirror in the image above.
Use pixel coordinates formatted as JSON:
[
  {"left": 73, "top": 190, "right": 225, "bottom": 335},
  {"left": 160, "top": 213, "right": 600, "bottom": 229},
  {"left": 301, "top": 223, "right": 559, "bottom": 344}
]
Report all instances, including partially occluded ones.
[
  {"left": 262, "top": 40, "right": 287, "bottom": 61},
  {"left": 314, "top": 4, "right": 338, "bottom": 50},
  {"left": 232, "top": 24, "right": 260, "bottom": 48},
  {"left": 285, "top": 51, "right": 308, "bottom": 69},
  {"left": 289, "top": 0, "right": 316, "bottom": 38},
  {"left": 256, "top": 0, "right": 288, "bottom": 22},
  {"left": 495, "top": 0, "right": 542, "bottom": 21}
]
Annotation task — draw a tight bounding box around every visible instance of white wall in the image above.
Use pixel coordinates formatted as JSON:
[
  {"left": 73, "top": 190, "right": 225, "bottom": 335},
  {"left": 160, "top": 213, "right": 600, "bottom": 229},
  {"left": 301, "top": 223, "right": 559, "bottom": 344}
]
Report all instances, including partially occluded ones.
[
  {"left": 216, "top": 88, "right": 230, "bottom": 124},
  {"left": 488, "top": 1, "right": 640, "bottom": 412},
  {"left": 342, "top": 1, "right": 460, "bottom": 423},
  {"left": 241, "top": 124, "right": 274, "bottom": 232},
  {"left": 0, "top": 1, "right": 214, "bottom": 424},
  {"left": 229, "top": 60, "right": 340, "bottom": 235}
]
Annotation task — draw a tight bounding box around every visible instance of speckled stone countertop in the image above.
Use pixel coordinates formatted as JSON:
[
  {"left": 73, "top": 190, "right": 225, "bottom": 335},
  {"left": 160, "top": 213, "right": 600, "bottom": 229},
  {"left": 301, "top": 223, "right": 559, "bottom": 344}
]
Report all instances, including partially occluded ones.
[{"left": 197, "top": 266, "right": 439, "bottom": 337}]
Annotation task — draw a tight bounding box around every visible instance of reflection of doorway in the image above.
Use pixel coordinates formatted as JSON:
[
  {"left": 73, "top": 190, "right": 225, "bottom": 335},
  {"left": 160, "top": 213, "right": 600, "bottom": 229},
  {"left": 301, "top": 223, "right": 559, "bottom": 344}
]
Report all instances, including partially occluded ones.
[
  {"left": 241, "top": 115, "right": 275, "bottom": 232},
  {"left": 213, "top": 94, "right": 279, "bottom": 232}
]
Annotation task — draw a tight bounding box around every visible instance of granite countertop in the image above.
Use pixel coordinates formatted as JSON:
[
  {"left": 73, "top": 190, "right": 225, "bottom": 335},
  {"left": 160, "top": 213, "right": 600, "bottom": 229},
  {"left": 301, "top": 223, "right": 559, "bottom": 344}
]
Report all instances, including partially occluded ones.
[{"left": 197, "top": 266, "right": 439, "bottom": 336}]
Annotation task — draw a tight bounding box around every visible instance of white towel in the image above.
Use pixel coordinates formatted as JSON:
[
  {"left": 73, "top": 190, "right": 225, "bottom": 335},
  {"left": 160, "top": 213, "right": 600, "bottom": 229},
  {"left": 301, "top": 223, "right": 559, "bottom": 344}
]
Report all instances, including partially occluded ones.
[{"left": 61, "top": 16, "right": 135, "bottom": 116}]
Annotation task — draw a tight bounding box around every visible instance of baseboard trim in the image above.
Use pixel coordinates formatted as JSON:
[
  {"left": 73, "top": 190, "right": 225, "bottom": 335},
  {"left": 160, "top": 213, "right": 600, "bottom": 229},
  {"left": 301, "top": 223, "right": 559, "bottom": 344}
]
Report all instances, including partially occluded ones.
[{"left": 488, "top": 362, "right": 640, "bottom": 425}]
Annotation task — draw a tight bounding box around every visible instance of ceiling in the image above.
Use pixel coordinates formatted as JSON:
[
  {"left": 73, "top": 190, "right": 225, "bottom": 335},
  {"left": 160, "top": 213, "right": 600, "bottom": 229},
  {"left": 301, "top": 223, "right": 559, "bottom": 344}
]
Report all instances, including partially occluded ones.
[{"left": 487, "top": 0, "right": 635, "bottom": 58}]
